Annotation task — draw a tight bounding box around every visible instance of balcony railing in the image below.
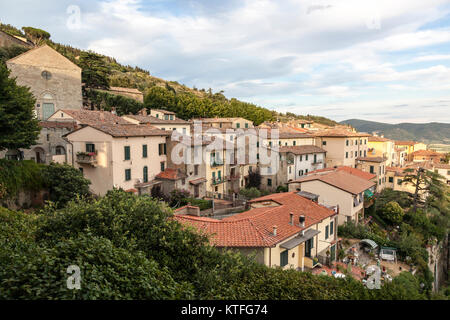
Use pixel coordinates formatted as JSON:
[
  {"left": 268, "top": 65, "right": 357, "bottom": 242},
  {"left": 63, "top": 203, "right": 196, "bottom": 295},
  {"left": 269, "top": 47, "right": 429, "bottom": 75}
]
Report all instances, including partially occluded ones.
[
  {"left": 311, "top": 160, "right": 323, "bottom": 165},
  {"left": 210, "top": 161, "right": 223, "bottom": 167},
  {"left": 211, "top": 177, "right": 226, "bottom": 185},
  {"left": 76, "top": 153, "right": 97, "bottom": 166},
  {"left": 228, "top": 174, "right": 240, "bottom": 181}
]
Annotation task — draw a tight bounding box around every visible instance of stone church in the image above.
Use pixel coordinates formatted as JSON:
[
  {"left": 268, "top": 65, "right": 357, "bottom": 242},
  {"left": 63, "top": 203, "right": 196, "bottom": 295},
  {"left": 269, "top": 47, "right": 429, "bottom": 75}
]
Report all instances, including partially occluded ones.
[
  {"left": 6, "top": 44, "right": 83, "bottom": 120},
  {"left": 1, "top": 45, "right": 83, "bottom": 164}
]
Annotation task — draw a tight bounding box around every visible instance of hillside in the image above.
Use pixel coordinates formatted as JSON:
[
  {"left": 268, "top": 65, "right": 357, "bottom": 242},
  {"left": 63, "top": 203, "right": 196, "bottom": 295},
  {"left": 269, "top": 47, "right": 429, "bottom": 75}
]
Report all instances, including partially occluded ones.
[
  {"left": 0, "top": 22, "right": 337, "bottom": 126},
  {"left": 341, "top": 119, "right": 450, "bottom": 144}
]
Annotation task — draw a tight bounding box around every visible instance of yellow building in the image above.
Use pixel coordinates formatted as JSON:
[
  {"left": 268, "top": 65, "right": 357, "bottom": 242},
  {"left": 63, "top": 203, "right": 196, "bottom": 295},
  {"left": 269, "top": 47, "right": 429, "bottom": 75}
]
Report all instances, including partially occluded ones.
[
  {"left": 174, "top": 192, "right": 338, "bottom": 270},
  {"left": 356, "top": 156, "right": 388, "bottom": 193},
  {"left": 368, "top": 136, "right": 397, "bottom": 167},
  {"left": 394, "top": 141, "right": 427, "bottom": 162}
]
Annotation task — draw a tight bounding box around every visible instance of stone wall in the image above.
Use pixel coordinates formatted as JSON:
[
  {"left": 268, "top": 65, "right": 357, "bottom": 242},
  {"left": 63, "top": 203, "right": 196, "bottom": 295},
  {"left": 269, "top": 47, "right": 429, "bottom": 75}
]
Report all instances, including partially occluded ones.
[{"left": 0, "top": 30, "right": 33, "bottom": 48}]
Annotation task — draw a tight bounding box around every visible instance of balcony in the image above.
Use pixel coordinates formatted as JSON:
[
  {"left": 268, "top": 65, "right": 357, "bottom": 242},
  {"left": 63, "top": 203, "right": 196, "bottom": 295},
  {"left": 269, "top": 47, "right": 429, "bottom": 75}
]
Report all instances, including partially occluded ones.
[
  {"left": 304, "top": 256, "right": 321, "bottom": 269},
  {"left": 76, "top": 152, "right": 97, "bottom": 166},
  {"left": 228, "top": 174, "right": 240, "bottom": 181},
  {"left": 211, "top": 177, "right": 226, "bottom": 185},
  {"left": 210, "top": 161, "right": 223, "bottom": 167},
  {"left": 311, "top": 160, "right": 323, "bottom": 166}
]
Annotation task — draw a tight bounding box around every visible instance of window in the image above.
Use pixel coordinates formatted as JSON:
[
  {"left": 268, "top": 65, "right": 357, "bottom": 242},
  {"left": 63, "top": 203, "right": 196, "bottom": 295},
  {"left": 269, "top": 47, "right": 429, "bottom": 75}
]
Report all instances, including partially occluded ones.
[
  {"left": 300, "top": 155, "right": 303, "bottom": 161},
  {"left": 293, "top": 141, "right": 296, "bottom": 146},
  {"left": 289, "top": 166, "right": 291, "bottom": 174},
  {"left": 143, "top": 166, "right": 148, "bottom": 183},
  {"left": 41, "top": 70, "right": 52, "bottom": 80},
  {"left": 369, "top": 165, "right": 374, "bottom": 174},
  {"left": 325, "top": 225, "right": 329, "bottom": 239},
  {"left": 183, "top": 128, "right": 186, "bottom": 134},
  {"left": 256, "top": 142, "right": 259, "bottom": 148},
  {"left": 125, "top": 169, "right": 131, "bottom": 181},
  {"left": 158, "top": 143, "right": 167, "bottom": 155},
  {"left": 124, "top": 146, "right": 131, "bottom": 160},
  {"left": 314, "top": 154, "right": 317, "bottom": 163},
  {"left": 194, "top": 165, "right": 199, "bottom": 175},
  {"left": 346, "top": 140, "right": 349, "bottom": 146},
  {"left": 280, "top": 250, "right": 288, "bottom": 267},
  {"left": 397, "top": 179, "right": 402, "bottom": 185},
  {"left": 46, "top": 134, "right": 50, "bottom": 141},
  {"left": 365, "top": 139, "right": 367, "bottom": 145},
  {"left": 212, "top": 172, "right": 216, "bottom": 181},
  {"left": 79, "top": 168, "right": 84, "bottom": 174},
  {"left": 268, "top": 141, "right": 272, "bottom": 147},
  {"left": 355, "top": 151, "right": 357, "bottom": 157},
  {"left": 142, "top": 145, "right": 148, "bottom": 158},
  {"left": 322, "top": 141, "right": 327, "bottom": 146},
  {"left": 218, "top": 170, "right": 222, "bottom": 180},
  {"left": 346, "top": 152, "right": 349, "bottom": 158},
  {"left": 364, "top": 150, "right": 367, "bottom": 157},
  {"left": 355, "top": 139, "right": 358, "bottom": 145},
  {"left": 389, "top": 177, "right": 394, "bottom": 183},
  {"left": 305, "top": 154, "right": 308, "bottom": 161},
  {"left": 305, "top": 169, "right": 308, "bottom": 174},
  {"left": 160, "top": 161, "right": 165, "bottom": 172},
  {"left": 236, "top": 123, "right": 240, "bottom": 128},
  {"left": 267, "top": 178, "right": 272, "bottom": 186},
  {"left": 299, "top": 170, "right": 304, "bottom": 176},
  {"left": 330, "top": 221, "right": 334, "bottom": 235},
  {"left": 86, "top": 143, "right": 95, "bottom": 153},
  {"left": 170, "top": 115, "right": 174, "bottom": 120},
  {"left": 245, "top": 123, "right": 249, "bottom": 128},
  {"left": 164, "top": 115, "right": 169, "bottom": 120},
  {"left": 359, "top": 151, "right": 362, "bottom": 157}
]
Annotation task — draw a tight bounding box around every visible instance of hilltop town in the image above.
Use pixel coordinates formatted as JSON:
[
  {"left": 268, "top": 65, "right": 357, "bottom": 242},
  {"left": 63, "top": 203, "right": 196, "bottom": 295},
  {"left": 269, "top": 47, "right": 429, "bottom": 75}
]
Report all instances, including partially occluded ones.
[{"left": 0, "top": 25, "right": 449, "bottom": 300}]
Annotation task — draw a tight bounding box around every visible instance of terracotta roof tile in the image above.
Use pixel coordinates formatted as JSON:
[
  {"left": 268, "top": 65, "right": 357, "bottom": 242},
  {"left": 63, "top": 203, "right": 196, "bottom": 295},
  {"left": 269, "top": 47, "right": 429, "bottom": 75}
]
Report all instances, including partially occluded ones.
[
  {"left": 279, "top": 145, "right": 326, "bottom": 155},
  {"left": 174, "top": 192, "right": 336, "bottom": 247},
  {"left": 123, "top": 114, "right": 189, "bottom": 124},
  {"left": 39, "top": 121, "right": 76, "bottom": 129},
  {"left": 61, "top": 109, "right": 129, "bottom": 126},
  {"left": 309, "top": 166, "right": 376, "bottom": 181},
  {"left": 368, "top": 136, "right": 391, "bottom": 142},
  {"left": 155, "top": 168, "right": 186, "bottom": 180},
  {"left": 313, "top": 129, "right": 371, "bottom": 138},
  {"left": 291, "top": 171, "right": 375, "bottom": 195},
  {"left": 356, "top": 156, "right": 387, "bottom": 163}
]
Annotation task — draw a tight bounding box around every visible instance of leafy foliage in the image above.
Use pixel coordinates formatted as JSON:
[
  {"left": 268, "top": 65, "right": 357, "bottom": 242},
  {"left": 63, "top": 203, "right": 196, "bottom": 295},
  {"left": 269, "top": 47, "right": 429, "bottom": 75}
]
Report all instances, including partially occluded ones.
[
  {"left": 0, "top": 63, "right": 40, "bottom": 151},
  {"left": 0, "top": 45, "right": 29, "bottom": 63},
  {"left": 0, "top": 159, "right": 43, "bottom": 199},
  {"left": 381, "top": 201, "right": 404, "bottom": 225},
  {"left": 41, "top": 163, "right": 91, "bottom": 208},
  {"left": 22, "top": 27, "right": 50, "bottom": 46},
  {"left": 85, "top": 89, "right": 143, "bottom": 115},
  {"left": 79, "top": 52, "right": 110, "bottom": 89}
]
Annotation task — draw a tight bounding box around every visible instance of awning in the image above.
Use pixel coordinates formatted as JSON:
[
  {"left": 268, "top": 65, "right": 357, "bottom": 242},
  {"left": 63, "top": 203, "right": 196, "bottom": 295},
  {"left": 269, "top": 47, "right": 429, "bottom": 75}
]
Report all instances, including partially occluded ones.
[
  {"left": 360, "top": 239, "right": 378, "bottom": 249},
  {"left": 364, "top": 189, "right": 374, "bottom": 198},
  {"left": 280, "top": 229, "right": 320, "bottom": 250},
  {"left": 189, "top": 178, "right": 207, "bottom": 185}
]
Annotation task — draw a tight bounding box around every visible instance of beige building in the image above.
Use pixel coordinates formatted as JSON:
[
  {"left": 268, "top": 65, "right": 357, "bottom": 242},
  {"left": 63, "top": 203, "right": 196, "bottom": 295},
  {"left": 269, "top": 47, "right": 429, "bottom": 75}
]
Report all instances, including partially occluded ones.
[
  {"left": 356, "top": 156, "right": 387, "bottom": 193},
  {"left": 313, "top": 129, "right": 370, "bottom": 168},
  {"left": 123, "top": 110, "right": 191, "bottom": 135},
  {"left": 65, "top": 124, "right": 170, "bottom": 196},
  {"left": 150, "top": 109, "right": 177, "bottom": 120},
  {"left": 288, "top": 171, "right": 375, "bottom": 225},
  {"left": 394, "top": 141, "right": 427, "bottom": 162},
  {"left": 174, "top": 192, "right": 338, "bottom": 270},
  {"left": 6, "top": 45, "right": 82, "bottom": 120},
  {"left": 48, "top": 109, "right": 130, "bottom": 126},
  {"left": 192, "top": 117, "right": 254, "bottom": 129}
]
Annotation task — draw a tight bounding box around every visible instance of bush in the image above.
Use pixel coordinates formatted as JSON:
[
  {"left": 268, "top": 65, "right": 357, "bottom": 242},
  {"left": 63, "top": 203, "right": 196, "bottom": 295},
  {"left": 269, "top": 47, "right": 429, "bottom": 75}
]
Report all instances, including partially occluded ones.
[
  {"left": 239, "top": 187, "right": 261, "bottom": 199},
  {"left": 41, "top": 163, "right": 91, "bottom": 208},
  {"left": 380, "top": 201, "right": 404, "bottom": 225}
]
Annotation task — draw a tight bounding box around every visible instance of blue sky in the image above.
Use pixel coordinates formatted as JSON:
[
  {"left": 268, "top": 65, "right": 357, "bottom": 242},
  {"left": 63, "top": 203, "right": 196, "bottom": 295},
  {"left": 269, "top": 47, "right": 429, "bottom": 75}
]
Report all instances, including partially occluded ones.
[{"left": 1, "top": 0, "right": 450, "bottom": 123}]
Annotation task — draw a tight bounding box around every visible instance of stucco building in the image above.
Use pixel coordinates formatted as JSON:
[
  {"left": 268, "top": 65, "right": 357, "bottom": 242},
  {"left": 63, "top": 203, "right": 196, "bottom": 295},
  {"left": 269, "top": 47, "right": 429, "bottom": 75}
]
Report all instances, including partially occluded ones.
[{"left": 175, "top": 192, "right": 338, "bottom": 270}]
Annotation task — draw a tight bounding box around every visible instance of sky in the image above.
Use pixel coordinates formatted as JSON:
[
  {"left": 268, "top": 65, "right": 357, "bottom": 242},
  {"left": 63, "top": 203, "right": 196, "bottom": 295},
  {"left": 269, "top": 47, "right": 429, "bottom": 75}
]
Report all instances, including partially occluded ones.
[{"left": 1, "top": 0, "right": 450, "bottom": 123}]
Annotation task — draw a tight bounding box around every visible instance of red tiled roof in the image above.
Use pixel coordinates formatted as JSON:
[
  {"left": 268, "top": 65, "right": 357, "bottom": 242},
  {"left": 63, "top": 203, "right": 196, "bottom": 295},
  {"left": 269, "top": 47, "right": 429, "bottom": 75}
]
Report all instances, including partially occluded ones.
[
  {"left": 411, "top": 150, "right": 441, "bottom": 157},
  {"left": 309, "top": 166, "right": 376, "bottom": 181},
  {"left": 291, "top": 171, "right": 375, "bottom": 195},
  {"left": 155, "top": 168, "right": 186, "bottom": 180},
  {"left": 39, "top": 121, "right": 76, "bottom": 129},
  {"left": 368, "top": 136, "right": 391, "bottom": 142},
  {"left": 89, "top": 124, "right": 170, "bottom": 137},
  {"left": 61, "top": 109, "right": 130, "bottom": 126},
  {"left": 124, "top": 114, "right": 189, "bottom": 124},
  {"left": 394, "top": 140, "right": 417, "bottom": 146},
  {"left": 356, "top": 156, "right": 387, "bottom": 163},
  {"left": 174, "top": 192, "right": 336, "bottom": 248},
  {"left": 279, "top": 145, "right": 326, "bottom": 155},
  {"left": 313, "top": 129, "right": 371, "bottom": 137}
]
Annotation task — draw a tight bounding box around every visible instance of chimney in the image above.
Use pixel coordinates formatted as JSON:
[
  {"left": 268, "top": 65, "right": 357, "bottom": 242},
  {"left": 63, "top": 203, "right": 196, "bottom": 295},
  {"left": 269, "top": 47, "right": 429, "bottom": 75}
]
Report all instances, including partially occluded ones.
[
  {"left": 289, "top": 213, "right": 294, "bottom": 225},
  {"left": 273, "top": 225, "right": 277, "bottom": 236},
  {"left": 299, "top": 215, "right": 305, "bottom": 228}
]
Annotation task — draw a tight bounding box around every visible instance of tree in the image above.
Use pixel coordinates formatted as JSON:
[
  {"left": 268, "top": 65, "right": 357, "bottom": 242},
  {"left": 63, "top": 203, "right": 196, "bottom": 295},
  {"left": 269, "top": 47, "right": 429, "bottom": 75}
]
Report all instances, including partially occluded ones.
[
  {"left": 41, "top": 163, "right": 91, "bottom": 207},
  {"left": 0, "top": 45, "right": 29, "bottom": 63},
  {"left": 239, "top": 187, "right": 262, "bottom": 199},
  {"left": 79, "top": 51, "right": 110, "bottom": 89},
  {"left": 381, "top": 201, "right": 404, "bottom": 225},
  {"left": 144, "top": 86, "right": 177, "bottom": 112},
  {"left": 22, "top": 27, "right": 50, "bottom": 46},
  {"left": 0, "top": 63, "right": 40, "bottom": 151},
  {"left": 246, "top": 170, "right": 262, "bottom": 189},
  {"left": 403, "top": 168, "right": 447, "bottom": 213}
]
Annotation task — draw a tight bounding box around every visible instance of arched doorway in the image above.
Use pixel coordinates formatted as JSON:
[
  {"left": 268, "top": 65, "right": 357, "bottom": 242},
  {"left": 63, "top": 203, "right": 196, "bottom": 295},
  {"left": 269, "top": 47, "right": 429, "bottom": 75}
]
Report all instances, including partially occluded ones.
[
  {"left": 33, "top": 147, "right": 46, "bottom": 164},
  {"left": 55, "top": 145, "right": 66, "bottom": 155}
]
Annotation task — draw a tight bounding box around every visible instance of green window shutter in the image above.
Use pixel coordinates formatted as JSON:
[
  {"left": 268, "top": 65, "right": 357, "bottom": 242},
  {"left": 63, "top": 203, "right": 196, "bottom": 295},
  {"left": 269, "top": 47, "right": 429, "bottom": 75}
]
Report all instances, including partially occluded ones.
[
  {"left": 330, "top": 221, "right": 334, "bottom": 235},
  {"left": 160, "top": 162, "right": 165, "bottom": 172},
  {"left": 143, "top": 166, "right": 148, "bottom": 182},
  {"left": 280, "top": 250, "right": 288, "bottom": 267},
  {"left": 143, "top": 145, "right": 148, "bottom": 158},
  {"left": 164, "top": 143, "right": 167, "bottom": 155},
  {"left": 124, "top": 146, "right": 130, "bottom": 160},
  {"left": 125, "top": 169, "right": 131, "bottom": 181},
  {"left": 325, "top": 225, "right": 329, "bottom": 239}
]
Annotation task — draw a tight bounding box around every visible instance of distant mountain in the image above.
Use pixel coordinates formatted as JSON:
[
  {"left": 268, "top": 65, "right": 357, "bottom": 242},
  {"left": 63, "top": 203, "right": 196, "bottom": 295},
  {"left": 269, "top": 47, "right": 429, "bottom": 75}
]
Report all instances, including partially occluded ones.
[{"left": 340, "top": 119, "right": 450, "bottom": 145}]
